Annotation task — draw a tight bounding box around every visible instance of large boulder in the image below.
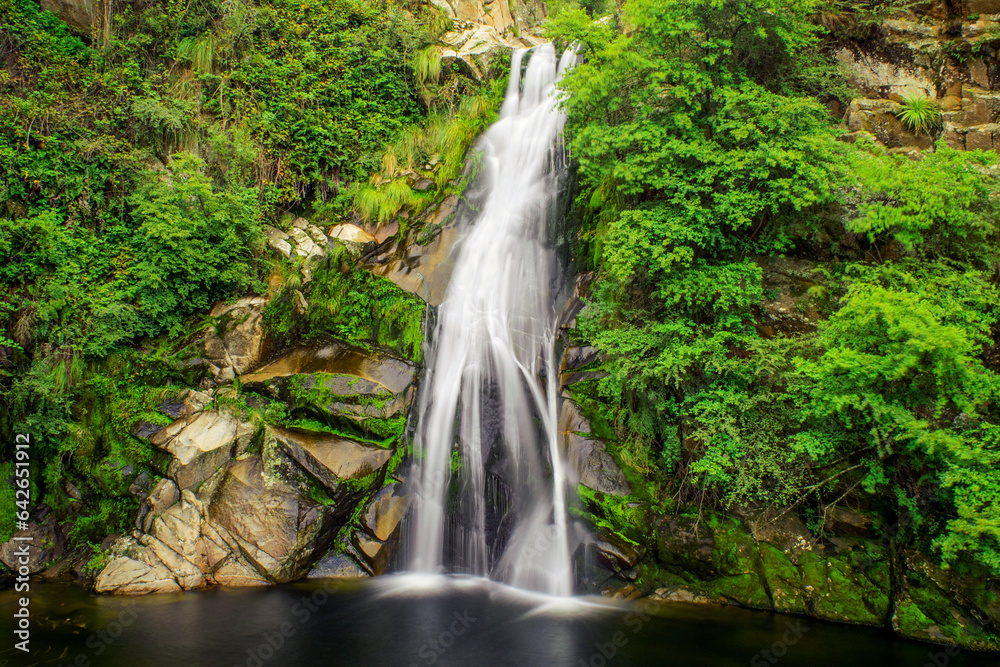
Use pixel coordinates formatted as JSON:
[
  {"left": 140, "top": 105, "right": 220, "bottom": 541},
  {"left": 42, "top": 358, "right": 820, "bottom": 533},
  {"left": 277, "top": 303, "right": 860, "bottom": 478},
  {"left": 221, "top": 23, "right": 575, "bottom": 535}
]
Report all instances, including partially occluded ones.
[
  {"left": 208, "top": 456, "right": 334, "bottom": 582},
  {"left": 243, "top": 341, "right": 416, "bottom": 395},
  {"left": 267, "top": 426, "right": 393, "bottom": 494},
  {"left": 95, "top": 490, "right": 270, "bottom": 595},
  {"left": 96, "top": 445, "right": 357, "bottom": 594},
  {"left": 560, "top": 399, "right": 631, "bottom": 496},
  {"left": 361, "top": 482, "right": 411, "bottom": 542},
  {"left": 361, "top": 196, "right": 464, "bottom": 306},
  {"left": 328, "top": 223, "right": 377, "bottom": 257},
  {"left": 242, "top": 341, "right": 417, "bottom": 437},
  {"left": 150, "top": 411, "right": 254, "bottom": 490},
  {"left": 199, "top": 296, "right": 271, "bottom": 384}
]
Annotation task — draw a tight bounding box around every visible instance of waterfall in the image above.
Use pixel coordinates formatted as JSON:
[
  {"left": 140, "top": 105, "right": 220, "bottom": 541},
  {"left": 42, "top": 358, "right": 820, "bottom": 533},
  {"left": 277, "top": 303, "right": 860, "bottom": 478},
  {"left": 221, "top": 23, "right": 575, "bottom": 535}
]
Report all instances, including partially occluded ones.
[{"left": 409, "top": 43, "right": 576, "bottom": 596}]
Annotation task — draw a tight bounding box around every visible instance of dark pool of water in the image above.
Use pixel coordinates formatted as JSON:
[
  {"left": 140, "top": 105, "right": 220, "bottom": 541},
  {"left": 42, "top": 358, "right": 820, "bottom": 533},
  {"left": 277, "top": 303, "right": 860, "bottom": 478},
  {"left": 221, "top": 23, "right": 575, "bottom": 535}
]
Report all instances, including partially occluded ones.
[{"left": 1, "top": 576, "right": 998, "bottom": 667}]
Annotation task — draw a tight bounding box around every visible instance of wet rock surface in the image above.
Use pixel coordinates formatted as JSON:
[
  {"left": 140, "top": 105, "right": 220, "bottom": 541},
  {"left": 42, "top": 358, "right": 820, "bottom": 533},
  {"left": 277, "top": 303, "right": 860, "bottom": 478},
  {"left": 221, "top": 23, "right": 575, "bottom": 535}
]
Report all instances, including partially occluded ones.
[
  {"left": 360, "top": 196, "right": 465, "bottom": 306},
  {"left": 150, "top": 411, "right": 253, "bottom": 490}
]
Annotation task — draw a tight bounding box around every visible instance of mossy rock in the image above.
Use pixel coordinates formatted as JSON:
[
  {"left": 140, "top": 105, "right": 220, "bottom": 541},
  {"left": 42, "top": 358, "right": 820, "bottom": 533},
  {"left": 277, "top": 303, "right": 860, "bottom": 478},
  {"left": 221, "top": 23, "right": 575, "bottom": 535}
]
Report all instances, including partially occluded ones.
[
  {"left": 698, "top": 519, "right": 772, "bottom": 609},
  {"left": 894, "top": 552, "right": 1000, "bottom": 651},
  {"left": 759, "top": 543, "right": 810, "bottom": 614},
  {"left": 700, "top": 572, "right": 772, "bottom": 609},
  {"left": 811, "top": 547, "right": 890, "bottom": 626}
]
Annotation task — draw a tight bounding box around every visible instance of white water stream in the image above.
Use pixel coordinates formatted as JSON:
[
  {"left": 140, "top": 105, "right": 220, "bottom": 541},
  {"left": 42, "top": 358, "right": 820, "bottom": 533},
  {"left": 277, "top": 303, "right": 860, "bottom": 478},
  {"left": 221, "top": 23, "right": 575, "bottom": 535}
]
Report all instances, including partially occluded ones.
[{"left": 409, "top": 44, "right": 576, "bottom": 596}]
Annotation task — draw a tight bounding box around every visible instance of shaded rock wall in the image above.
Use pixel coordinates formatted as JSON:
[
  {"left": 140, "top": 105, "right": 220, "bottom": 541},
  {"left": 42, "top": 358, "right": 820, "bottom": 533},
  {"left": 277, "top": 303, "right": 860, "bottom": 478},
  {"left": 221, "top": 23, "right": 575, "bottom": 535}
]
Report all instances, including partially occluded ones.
[{"left": 836, "top": 2, "right": 1000, "bottom": 155}]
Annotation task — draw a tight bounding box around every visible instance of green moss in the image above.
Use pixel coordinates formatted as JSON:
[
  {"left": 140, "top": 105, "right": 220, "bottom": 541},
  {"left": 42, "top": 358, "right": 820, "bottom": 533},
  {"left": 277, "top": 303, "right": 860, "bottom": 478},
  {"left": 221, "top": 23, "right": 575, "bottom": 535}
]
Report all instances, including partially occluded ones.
[
  {"left": 577, "top": 484, "right": 648, "bottom": 545},
  {"left": 701, "top": 573, "right": 772, "bottom": 609},
  {"left": 895, "top": 567, "right": 999, "bottom": 651},
  {"left": 759, "top": 544, "right": 808, "bottom": 614},
  {"left": 283, "top": 372, "right": 409, "bottom": 444}
]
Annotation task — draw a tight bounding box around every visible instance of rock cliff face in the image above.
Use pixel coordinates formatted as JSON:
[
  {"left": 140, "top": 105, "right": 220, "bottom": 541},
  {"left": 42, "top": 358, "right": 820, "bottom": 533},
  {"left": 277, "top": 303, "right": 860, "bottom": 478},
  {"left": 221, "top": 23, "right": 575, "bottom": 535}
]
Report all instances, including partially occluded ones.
[
  {"left": 836, "top": 1, "right": 1000, "bottom": 155},
  {"left": 93, "top": 338, "right": 419, "bottom": 594},
  {"left": 430, "top": 0, "right": 550, "bottom": 79}
]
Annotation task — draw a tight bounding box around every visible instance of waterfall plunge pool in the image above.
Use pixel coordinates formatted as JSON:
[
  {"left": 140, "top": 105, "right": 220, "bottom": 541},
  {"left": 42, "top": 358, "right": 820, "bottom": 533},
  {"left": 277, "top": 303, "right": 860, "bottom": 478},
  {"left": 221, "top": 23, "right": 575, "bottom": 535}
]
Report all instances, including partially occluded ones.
[{"left": 3, "top": 578, "right": 998, "bottom": 667}]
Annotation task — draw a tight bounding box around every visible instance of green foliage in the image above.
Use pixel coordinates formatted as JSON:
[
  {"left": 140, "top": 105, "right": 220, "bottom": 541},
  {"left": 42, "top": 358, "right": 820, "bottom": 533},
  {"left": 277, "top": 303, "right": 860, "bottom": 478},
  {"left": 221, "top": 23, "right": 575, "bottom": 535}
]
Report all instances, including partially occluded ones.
[
  {"left": 352, "top": 82, "right": 506, "bottom": 227},
  {"left": 129, "top": 153, "right": 263, "bottom": 337},
  {"left": 795, "top": 262, "right": 998, "bottom": 464},
  {"left": 559, "top": 0, "right": 844, "bottom": 484},
  {"left": 896, "top": 95, "right": 941, "bottom": 134},
  {"left": 793, "top": 261, "right": 1000, "bottom": 572},
  {"left": 936, "top": 424, "right": 1000, "bottom": 575},
  {"left": 556, "top": 0, "right": 1000, "bottom": 579},
  {"left": 0, "top": 462, "right": 15, "bottom": 542},
  {"left": 0, "top": 0, "right": 454, "bottom": 547},
  {"left": 265, "top": 244, "right": 425, "bottom": 361},
  {"left": 815, "top": 1, "right": 918, "bottom": 39},
  {"left": 848, "top": 141, "right": 999, "bottom": 260}
]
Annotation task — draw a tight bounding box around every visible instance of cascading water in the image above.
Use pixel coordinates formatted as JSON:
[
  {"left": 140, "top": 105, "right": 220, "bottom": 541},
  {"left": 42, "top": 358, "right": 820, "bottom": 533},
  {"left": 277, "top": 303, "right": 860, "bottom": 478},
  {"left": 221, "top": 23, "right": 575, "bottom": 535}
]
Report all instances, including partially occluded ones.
[{"left": 409, "top": 43, "right": 576, "bottom": 596}]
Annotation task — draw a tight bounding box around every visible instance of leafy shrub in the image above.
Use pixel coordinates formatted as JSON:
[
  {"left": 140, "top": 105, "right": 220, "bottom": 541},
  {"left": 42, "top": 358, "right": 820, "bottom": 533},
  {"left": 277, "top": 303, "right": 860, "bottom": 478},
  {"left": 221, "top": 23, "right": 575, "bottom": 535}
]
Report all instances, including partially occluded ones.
[
  {"left": 848, "top": 140, "right": 999, "bottom": 260},
  {"left": 129, "top": 153, "right": 263, "bottom": 337}
]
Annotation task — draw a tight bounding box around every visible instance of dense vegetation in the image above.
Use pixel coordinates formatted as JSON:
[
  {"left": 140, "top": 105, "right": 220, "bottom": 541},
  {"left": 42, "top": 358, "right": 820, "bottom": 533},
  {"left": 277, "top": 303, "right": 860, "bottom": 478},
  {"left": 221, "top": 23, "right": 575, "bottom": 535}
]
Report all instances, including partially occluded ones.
[
  {"left": 0, "top": 0, "right": 483, "bottom": 544},
  {"left": 549, "top": 0, "right": 1000, "bottom": 577}
]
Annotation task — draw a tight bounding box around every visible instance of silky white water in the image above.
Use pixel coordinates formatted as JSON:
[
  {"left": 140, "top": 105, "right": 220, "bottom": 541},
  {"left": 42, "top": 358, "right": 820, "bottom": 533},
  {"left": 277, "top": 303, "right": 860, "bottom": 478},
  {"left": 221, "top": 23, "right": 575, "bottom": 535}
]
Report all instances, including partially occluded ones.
[{"left": 409, "top": 44, "right": 576, "bottom": 596}]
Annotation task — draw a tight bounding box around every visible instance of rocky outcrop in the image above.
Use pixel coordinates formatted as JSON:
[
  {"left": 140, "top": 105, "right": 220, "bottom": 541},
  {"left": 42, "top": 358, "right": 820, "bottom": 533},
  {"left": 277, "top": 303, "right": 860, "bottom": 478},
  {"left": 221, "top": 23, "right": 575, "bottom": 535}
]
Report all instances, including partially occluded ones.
[
  {"left": 576, "top": 485, "right": 1000, "bottom": 652},
  {"left": 40, "top": 0, "right": 99, "bottom": 31},
  {"left": 96, "top": 326, "right": 416, "bottom": 594},
  {"left": 95, "top": 453, "right": 339, "bottom": 594},
  {"left": 207, "top": 456, "right": 334, "bottom": 582},
  {"left": 197, "top": 297, "right": 271, "bottom": 385},
  {"left": 307, "top": 478, "right": 412, "bottom": 579},
  {"left": 440, "top": 24, "right": 544, "bottom": 80},
  {"left": 834, "top": 4, "right": 1000, "bottom": 154},
  {"left": 267, "top": 426, "right": 393, "bottom": 494},
  {"left": 431, "top": 1, "right": 549, "bottom": 79},
  {"left": 242, "top": 341, "right": 416, "bottom": 395},
  {"left": 242, "top": 340, "right": 417, "bottom": 438},
  {"left": 560, "top": 398, "right": 631, "bottom": 496},
  {"left": 361, "top": 195, "right": 465, "bottom": 306},
  {"left": 264, "top": 218, "right": 330, "bottom": 261},
  {"left": 150, "top": 411, "right": 254, "bottom": 490}
]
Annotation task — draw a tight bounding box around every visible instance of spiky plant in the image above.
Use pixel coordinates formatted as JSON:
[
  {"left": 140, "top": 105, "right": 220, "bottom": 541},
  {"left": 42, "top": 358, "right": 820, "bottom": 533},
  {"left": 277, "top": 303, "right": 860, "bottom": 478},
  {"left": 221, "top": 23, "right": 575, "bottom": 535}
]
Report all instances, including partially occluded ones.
[{"left": 897, "top": 95, "right": 940, "bottom": 135}]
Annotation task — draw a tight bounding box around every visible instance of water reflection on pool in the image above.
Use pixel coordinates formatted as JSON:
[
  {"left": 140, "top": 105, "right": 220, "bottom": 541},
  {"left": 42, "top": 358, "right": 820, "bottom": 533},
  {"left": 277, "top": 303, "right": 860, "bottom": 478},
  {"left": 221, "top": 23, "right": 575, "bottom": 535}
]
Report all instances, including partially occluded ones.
[{"left": 1, "top": 576, "right": 998, "bottom": 667}]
